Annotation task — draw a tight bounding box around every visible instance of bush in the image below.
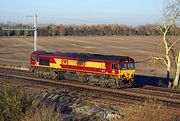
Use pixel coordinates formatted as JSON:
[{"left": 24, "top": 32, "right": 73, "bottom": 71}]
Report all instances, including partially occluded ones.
[
  {"left": 23, "top": 106, "right": 62, "bottom": 121},
  {"left": 0, "top": 84, "right": 36, "bottom": 121}
]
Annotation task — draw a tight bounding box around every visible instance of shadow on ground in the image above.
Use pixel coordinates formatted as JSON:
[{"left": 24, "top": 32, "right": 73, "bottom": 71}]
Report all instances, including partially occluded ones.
[
  {"left": 133, "top": 74, "right": 170, "bottom": 88},
  {"left": 0, "top": 51, "right": 24, "bottom": 56},
  {"left": 0, "top": 52, "right": 15, "bottom": 55}
]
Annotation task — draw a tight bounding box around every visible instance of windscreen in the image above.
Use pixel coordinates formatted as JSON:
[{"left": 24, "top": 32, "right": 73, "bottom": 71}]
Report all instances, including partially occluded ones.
[
  {"left": 127, "top": 63, "right": 135, "bottom": 69},
  {"left": 120, "top": 63, "right": 126, "bottom": 70},
  {"left": 120, "top": 62, "right": 135, "bottom": 70}
]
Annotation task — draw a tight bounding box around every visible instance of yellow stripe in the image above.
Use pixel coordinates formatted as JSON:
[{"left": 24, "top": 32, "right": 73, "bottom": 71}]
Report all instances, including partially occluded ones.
[
  {"left": 49, "top": 58, "right": 62, "bottom": 68},
  {"left": 68, "top": 60, "right": 77, "bottom": 66},
  {"left": 85, "top": 61, "right": 105, "bottom": 68}
]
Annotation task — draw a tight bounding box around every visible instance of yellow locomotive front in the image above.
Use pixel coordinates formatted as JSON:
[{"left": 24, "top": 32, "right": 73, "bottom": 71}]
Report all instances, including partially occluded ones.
[
  {"left": 119, "top": 61, "right": 135, "bottom": 82},
  {"left": 110, "top": 59, "right": 135, "bottom": 87}
]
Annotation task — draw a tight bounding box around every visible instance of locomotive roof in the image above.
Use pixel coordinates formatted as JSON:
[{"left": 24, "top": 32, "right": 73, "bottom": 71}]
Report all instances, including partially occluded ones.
[{"left": 32, "top": 51, "right": 133, "bottom": 61}]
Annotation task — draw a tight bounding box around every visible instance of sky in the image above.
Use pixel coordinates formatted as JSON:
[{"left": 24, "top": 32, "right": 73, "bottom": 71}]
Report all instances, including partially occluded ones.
[{"left": 0, "top": 0, "right": 163, "bottom": 25}]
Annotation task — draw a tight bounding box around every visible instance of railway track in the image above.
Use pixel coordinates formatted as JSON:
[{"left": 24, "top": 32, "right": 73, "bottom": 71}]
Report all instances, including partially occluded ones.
[
  {"left": 0, "top": 67, "right": 180, "bottom": 108},
  {"left": 0, "top": 67, "right": 32, "bottom": 77}
]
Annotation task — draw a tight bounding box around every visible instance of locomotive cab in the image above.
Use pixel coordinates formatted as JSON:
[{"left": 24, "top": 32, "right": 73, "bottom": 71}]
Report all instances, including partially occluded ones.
[{"left": 119, "top": 59, "right": 135, "bottom": 81}]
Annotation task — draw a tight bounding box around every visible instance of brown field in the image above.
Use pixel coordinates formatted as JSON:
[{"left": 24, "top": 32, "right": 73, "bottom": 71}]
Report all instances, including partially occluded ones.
[
  {"left": 1, "top": 36, "right": 180, "bottom": 121},
  {"left": 0, "top": 36, "right": 179, "bottom": 77}
]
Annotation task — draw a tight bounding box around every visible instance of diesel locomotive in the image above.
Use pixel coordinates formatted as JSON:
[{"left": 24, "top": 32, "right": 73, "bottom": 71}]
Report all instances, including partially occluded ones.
[{"left": 30, "top": 51, "right": 135, "bottom": 88}]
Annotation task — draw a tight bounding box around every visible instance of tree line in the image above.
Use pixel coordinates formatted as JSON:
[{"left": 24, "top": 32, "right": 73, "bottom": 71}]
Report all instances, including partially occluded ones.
[{"left": 0, "top": 23, "right": 179, "bottom": 36}]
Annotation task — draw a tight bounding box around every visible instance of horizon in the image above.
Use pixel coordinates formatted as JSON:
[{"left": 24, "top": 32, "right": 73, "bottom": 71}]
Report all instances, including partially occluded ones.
[
  {"left": 0, "top": 21, "right": 160, "bottom": 27},
  {"left": 0, "top": 0, "right": 163, "bottom": 26}
]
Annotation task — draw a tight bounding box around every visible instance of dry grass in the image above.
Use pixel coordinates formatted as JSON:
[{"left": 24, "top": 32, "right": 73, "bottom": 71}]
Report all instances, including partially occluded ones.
[
  {"left": 121, "top": 101, "right": 180, "bottom": 121},
  {"left": 1, "top": 35, "right": 180, "bottom": 121},
  {"left": 23, "top": 106, "right": 62, "bottom": 121},
  {"left": 1, "top": 36, "right": 179, "bottom": 77},
  {"left": 1, "top": 83, "right": 180, "bottom": 121}
]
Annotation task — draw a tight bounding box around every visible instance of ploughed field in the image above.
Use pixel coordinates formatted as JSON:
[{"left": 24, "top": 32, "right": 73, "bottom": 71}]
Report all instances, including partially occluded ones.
[{"left": 0, "top": 36, "right": 179, "bottom": 77}]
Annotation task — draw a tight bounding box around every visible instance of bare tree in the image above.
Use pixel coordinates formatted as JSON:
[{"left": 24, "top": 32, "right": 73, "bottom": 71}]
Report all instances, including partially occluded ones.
[
  {"left": 152, "top": 0, "right": 180, "bottom": 87},
  {"left": 173, "top": 51, "right": 180, "bottom": 87}
]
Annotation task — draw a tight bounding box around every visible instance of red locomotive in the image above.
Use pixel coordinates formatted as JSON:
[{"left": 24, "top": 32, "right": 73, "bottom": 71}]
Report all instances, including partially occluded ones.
[{"left": 30, "top": 51, "right": 135, "bottom": 88}]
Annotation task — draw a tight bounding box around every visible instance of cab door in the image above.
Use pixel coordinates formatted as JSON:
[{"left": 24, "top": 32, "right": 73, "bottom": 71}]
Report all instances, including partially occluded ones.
[{"left": 111, "top": 63, "right": 119, "bottom": 75}]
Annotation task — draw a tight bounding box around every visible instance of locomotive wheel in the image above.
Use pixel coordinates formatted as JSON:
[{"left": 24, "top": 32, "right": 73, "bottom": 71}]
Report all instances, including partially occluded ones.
[
  {"left": 113, "top": 79, "right": 123, "bottom": 88},
  {"left": 43, "top": 74, "right": 48, "bottom": 79},
  {"left": 95, "top": 80, "right": 101, "bottom": 86},
  {"left": 52, "top": 75, "right": 57, "bottom": 80},
  {"left": 117, "top": 81, "right": 125, "bottom": 88},
  {"left": 95, "top": 75, "right": 105, "bottom": 86},
  {"left": 87, "top": 76, "right": 95, "bottom": 85},
  {"left": 77, "top": 72, "right": 86, "bottom": 82},
  {"left": 92, "top": 77, "right": 101, "bottom": 86},
  {"left": 38, "top": 72, "right": 42, "bottom": 78},
  {"left": 52, "top": 73, "right": 58, "bottom": 80},
  {"left": 100, "top": 79, "right": 109, "bottom": 87},
  {"left": 124, "top": 81, "right": 133, "bottom": 88},
  {"left": 89, "top": 80, "right": 95, "bottom": 85},
  {"left": 126, "top": 81, "right": 133, "bottom": 87},
  {"left": 111, "top": 81, "right": 117, "bottom": 88},
  {"left": 100, "top": 81, "right": 106, "bottom": 87},
  {"left": 33, "top": 69, "right": 39, "bottom": 77},
  {"left": 39, "top": 72, "right": 44, "bottom": 78},
  {"left": 83, "top": 76, "right": 89, "bottom": 82},
  {"left": 117, "top": 80, "right": 133, "bottom": 88},
  {"left": 47, "top": 74, "right": 52, "bottom": 79},
  {"left": 107, "top": 79, "right": 116, "bottom": 88},
  {"left": 78, "top": 75, "right": 88, "bottom": 82}
]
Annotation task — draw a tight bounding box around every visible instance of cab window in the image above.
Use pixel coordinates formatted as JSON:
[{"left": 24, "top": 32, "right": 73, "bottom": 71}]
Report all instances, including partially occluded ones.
[
  {"left": 128, "top": 63, "right": 135, "bottom": 69},
  {"left": 31, "top": 56, "right": 36, "bottom": 62},
  {"left": 39, "top": 58, "right": 50, "bottom": 66},
  {"left": 120, "top": 63, "right": 126, "bottom": 70},
  {"left": 111, "top": 64, "right": 118, "bottom": 70}
]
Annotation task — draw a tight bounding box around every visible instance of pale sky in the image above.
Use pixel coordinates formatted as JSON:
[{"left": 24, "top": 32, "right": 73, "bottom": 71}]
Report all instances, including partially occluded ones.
[{"left": 0, "top": 0, "right": 163, "bottom": 25}]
